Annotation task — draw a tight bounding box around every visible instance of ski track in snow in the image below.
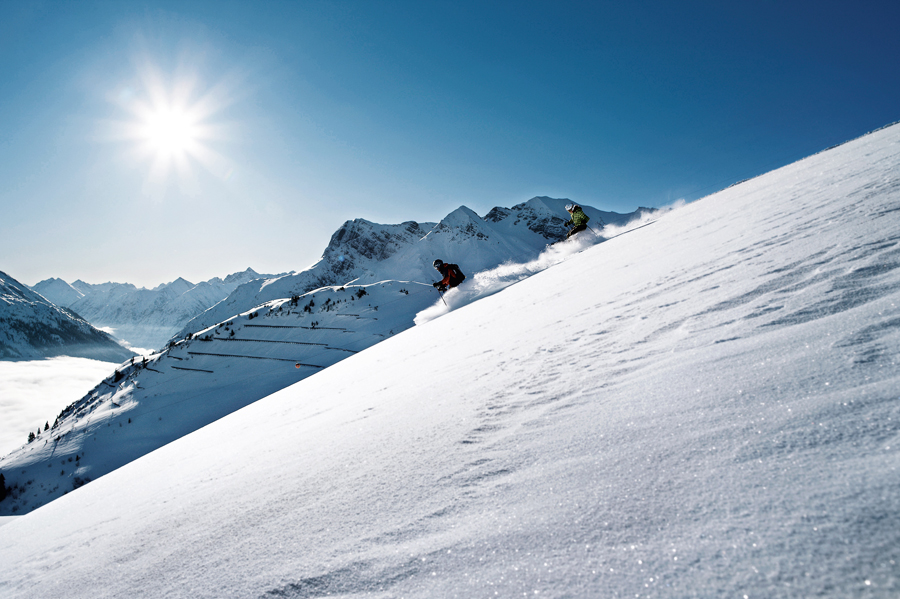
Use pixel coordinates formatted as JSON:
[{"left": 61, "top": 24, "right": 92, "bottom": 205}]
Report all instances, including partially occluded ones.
[{"left": 1, "top": 125, "right": 899, "bottom": 598}]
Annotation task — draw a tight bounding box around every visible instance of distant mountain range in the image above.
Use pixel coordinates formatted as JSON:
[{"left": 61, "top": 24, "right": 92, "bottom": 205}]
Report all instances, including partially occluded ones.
[
  {"left": 0, "top": 197, "right": 653, "bottom": 515},
  {"left": 175, "top": 197, "right": 655, "bottom": 339},
  {"left": 32, "top": 268, "right": 283, "bottom": 351},
  {"left": 26, "top": 199, "right": 651, "bottom": 353},
  {"left": 0, "top": 271, "right": 134, "bottom": 362}
]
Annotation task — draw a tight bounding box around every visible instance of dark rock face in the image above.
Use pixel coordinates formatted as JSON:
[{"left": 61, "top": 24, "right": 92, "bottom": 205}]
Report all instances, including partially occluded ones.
[
  {"left": 316, "top": 219, "right": 430, "bottom": 285},
  {"left": 513, "top": 202, "right": 570, "bottom": 240},
  {"left": 483, "top": 207, "right": 511, "bottom": 222},
  {"left": 327, "top": 220, "right": 427, "bottom": 261},
  {"left": 485, "top": 198, "right": 570, "bottom": 240}
]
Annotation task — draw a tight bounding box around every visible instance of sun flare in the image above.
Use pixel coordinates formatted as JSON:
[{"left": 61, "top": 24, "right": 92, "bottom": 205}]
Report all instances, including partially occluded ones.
[
  {"left": 106, "top": 61, "right": 237, "bottom": 197},
  {"left": 142, "top": 107, "right": 198, "bottom": 156}
]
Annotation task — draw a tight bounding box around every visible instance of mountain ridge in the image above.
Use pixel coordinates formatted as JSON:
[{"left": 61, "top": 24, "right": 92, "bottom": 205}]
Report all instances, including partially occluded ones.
[
  {"left": 0, "top": 271, "right": 135, "bottom": 362},
  {"left": 33, "top": 268, "right": 284, "bottom": 351},
  {"left": 175, "top": 199, "right": 651, "bottom": 340}
]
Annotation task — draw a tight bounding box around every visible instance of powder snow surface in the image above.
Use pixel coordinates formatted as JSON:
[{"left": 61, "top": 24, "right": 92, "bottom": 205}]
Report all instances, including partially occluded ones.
[{"left": 1, "top": 125, "right": 899, "bottom": 598}]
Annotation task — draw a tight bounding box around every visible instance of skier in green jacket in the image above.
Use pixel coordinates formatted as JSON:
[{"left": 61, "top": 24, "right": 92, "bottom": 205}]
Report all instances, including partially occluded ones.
[{"left": 563, "top": 204, "right": 590, "bottom": 239}]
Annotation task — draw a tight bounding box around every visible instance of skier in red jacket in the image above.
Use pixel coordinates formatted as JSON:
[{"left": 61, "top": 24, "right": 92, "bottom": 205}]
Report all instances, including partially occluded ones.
[{"left": 432, "top": 260, "right": 466, "bottom": 291}]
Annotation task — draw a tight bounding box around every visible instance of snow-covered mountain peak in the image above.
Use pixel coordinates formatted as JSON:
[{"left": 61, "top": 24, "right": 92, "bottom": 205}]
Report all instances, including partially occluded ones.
[
  {"left": 483, "top": 196, "right": 559, "bottom": 224},
  {"left": 31, "top": 269, "right": 283, "bottom": 350},
  {"left": 437, "top": 205, "right": 482, "bottom": 226},
  {"left": 327, "top": 218, "right": 430, "bottom": 254},
  {"left": 482, "top": 196, "right": 571, "bottom": 240},
  {"left": 155, "top": 277, "right": 194, "bottom": 295},
  {"left": 223, "top": 268, "right": 262, "bottom": 285},
  {"left": 320, "top": 218, "right": 434, "bottom": 279},
  {"left": 31, "top": 278, "right": 84, "bottom": 306},
  {"left": 0, "top": 271, "right": 135, "bottom": 361},
  {"left": 428, "top": 205, "right": 495, "bottom": 242}
]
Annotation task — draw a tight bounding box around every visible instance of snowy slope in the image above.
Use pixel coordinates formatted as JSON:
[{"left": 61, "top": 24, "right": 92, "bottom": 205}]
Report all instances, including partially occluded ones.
[
  {"left": 0, "top": 272, "right": 134, "bottom": 362},
  {"left": 1, "top": 123, "right": 898, "bottom": 597},
  {"left": 33, "top": 268, "right": 278, "bottom": 351},
  {"left": 0, "top": 280, "right": 437, "bottom": 515}
]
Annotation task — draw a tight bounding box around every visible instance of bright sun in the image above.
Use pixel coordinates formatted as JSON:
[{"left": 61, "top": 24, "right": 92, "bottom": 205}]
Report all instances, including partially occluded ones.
[
  {"left": 142, "top": 107, "right": 198, "bottom": 156},
  {"left": 108, "top": 62, "right": 236, "bottom": 196}
]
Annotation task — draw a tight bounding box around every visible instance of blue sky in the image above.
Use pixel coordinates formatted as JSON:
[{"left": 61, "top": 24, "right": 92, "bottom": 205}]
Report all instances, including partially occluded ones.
[{"left": 2, "top": 0, "right": 898, "bottom": 288}]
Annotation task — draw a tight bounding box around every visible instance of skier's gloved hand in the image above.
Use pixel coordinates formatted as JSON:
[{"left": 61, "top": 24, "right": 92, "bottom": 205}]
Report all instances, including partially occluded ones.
[{"left": 432, "top": 282, "right": 440, "bottom": 288}]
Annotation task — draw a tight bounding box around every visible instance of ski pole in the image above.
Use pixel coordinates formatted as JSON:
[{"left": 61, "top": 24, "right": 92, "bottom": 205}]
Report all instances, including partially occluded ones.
[{"left": 437, "top": 288, "right": 448, "bottom": 306}]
